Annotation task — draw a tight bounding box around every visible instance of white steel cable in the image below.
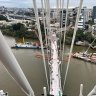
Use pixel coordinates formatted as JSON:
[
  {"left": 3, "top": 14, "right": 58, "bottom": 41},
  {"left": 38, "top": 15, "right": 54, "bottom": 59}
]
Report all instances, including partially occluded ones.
[
  {"left": 41, "top": 0, "right": 50, "bottom": 63},
  {"left": 41, "top": 1, "right": 51, "bottom": 94},
  {"left": 45, "top": 0, "right": 62, "bottom": 95},
  {"left": 45, "top": 0, "right": 52, "bottom": 60},
  {"left": 60, "top": 0, "right": 64, "bottom": 57},
  {"left": 61, "top": 0, "right": 69, "bottom": 73},
  {"left": 41, "top": 0, "right": 47, "bottom": 47},
  {"left": 45, "top": 0, "right": 51, "bottom": 30},
  {"left": 44, "top": 0, "right": 53, "bottom": 75},
  {"left": 56, "top": 0, "right": 62, "bottom": 58},
  {"left": 56, "top": 0, "right": 59, "bottom": 20},
  {"left": 57, "top": 0, "right": 63, "bottom": 92},
  {"left": 60, "top": 0, "right": 61, "bottom": 9},
  {"left": 44, "top": 0, "right": 53, "bottom": 94},
  {"left": 63, "top": 0, "right": 84, "bottom": 92},
  {"left": 0, "top": 31, "right": 35, "bottom": 96},
  {"left": 59, "top": 0, "right": 64, "bottom": 55},
  {"left": 32, "top": 0, "right": 49, "bottom": 92},
  {"left": 60, "top": 0, "right": 65, "bottom": 31}
]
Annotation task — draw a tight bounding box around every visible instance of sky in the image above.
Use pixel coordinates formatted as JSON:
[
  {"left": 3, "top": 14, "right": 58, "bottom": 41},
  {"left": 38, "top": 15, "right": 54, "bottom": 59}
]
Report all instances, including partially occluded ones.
[{"left": 0, "top": 0, "right": 95, "bottom": 8}]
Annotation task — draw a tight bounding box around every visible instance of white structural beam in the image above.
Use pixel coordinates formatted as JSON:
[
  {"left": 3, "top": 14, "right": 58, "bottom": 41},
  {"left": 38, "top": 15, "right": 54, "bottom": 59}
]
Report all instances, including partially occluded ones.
[
  {"left": 79, "top": 84, "right": 83, "bottom": 96},
  {"left": 49, "top": 32, "right": 62, "bottom": 96},
  {"left": 43, "top": 87, "right": 47, "bottom": 96},
  {"left": 0, "top": 31, "right": 35, "bottom": 96}
]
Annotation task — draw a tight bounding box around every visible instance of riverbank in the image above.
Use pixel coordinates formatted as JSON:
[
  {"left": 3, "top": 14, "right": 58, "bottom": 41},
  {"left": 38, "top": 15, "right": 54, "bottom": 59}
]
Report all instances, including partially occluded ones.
[
  {"left": 1, "top": 22, "right": 45, "bottom": 40},
  {"left": 1, "top": 23, "right": 96, "bottom": 45}
]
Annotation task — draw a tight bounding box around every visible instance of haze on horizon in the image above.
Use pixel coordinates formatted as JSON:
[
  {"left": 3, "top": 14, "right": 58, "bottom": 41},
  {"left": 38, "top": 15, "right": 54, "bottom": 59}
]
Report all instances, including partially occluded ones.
[{"left": 0, "top": 0, "right": 95, "bottom": 8}]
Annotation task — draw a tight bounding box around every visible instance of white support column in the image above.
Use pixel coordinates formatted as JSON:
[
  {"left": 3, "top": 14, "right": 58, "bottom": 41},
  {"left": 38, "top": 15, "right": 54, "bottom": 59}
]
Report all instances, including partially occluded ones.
[
  {"left": 43, "top": 87, "right": 47, "bottom": 96},
  {"left": 79, "top": 84, "right": 83, "bottom": 96}
]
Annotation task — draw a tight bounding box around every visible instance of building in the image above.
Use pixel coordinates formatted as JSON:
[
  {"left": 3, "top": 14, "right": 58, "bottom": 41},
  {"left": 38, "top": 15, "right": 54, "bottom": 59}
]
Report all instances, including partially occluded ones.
[
  {"left": 69, "top": 8, "right": 77, "bottom": 25},
  {"left": 93, "top": 6, "right": 96, "bottom": 23},
  {"left": 53, "top": 9, "right": 57, "bottom": 19},
  {"left": 92, "top": 25, "right": 96, "bottom": 36},
  {"left": 78, "top": 13, "right": 84, "bottom": 29},
  {"left": 87, "top": 9, "right": 92, "bottom": 21},
  {"left": 83, "top": 7, "right": 89, "bottom": 22},
  {"left": 60, "top": 10, "right": 66, "bottom": 27},
  {"left": 0, "top": 6, "right": 6, "bottom": 14},
  {"left": 78, "top": 7, "right": 89, "bottom": 29},
  {"left": 50, "top": 9, "right": 55, "bottom": 18}
]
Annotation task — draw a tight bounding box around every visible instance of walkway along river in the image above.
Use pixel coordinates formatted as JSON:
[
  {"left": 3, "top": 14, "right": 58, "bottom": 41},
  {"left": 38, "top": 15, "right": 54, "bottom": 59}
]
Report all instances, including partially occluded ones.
[{"left": 0, "top": 36, "right": 96, "bottom": 96}]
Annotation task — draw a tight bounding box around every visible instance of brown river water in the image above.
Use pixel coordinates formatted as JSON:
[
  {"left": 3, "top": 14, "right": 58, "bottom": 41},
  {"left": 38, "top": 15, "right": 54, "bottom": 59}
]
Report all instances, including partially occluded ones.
[{"left": 0, "top": 36, "right": 96, "bottom": 96}]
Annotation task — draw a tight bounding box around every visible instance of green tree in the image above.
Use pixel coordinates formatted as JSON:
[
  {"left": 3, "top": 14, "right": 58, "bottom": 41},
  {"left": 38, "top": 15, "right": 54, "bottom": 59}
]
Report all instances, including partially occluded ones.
[
  {"left": 12, "top": 23, "right": 26, "bottom": 38},
  {"left": 87, "top": 20, "right": 94, "bottom": 25},
  {"left": 63, "top": 28, "right": 73, "bottom": 44},
  {"left": 75, "top": 29, "right": 85, "bottom": 42},
  {"left": 12, "top": 23, "right": 24, "bottom": 31},
  {"left": 84, "top": 32, "right": 94, "bottom": 43},
  {"left": 0, "top": 15, "right": 8, "bottom": 21}
]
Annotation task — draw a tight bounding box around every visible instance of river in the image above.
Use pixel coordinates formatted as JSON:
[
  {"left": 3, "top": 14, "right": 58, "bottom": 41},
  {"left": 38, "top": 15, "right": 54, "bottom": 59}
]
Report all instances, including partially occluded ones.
[{"left": 0, "top": 36, "right": 96, "bottom": 96}]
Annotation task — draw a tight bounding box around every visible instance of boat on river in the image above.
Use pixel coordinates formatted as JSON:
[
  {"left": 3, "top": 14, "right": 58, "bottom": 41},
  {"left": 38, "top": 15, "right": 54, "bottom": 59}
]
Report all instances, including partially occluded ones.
[
  {"left": 72, "top": 52, "right": 96, "bottom": 63},
  {"left": 11, "top": 42, "right": 46, "bottom": 49}
]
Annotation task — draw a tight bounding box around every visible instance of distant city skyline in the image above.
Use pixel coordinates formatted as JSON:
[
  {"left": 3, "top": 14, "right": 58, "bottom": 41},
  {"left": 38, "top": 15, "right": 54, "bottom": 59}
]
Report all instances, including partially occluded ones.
[{"left": 0, "top": 0, "right": 95, "bottom": 8}]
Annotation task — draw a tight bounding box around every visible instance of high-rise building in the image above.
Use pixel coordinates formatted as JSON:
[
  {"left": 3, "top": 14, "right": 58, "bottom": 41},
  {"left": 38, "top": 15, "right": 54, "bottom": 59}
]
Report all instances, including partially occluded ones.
[
  {"left": 60, "top": 10, "right": 66, "bottom": 27},
  {"left": 78, "top": 13, "right": 84, "bottom": 29},
  {"left": 93, "top": 6, "right": 96, "bottom": 23},
  {"left": 92, "top": 25, "right": 96, "bottom": 36},
  {"left": 87, "top": 9, "right": 92, "bottom": 21},
  {"left": 83, "top": 7, "right": 89, "bottom": 22},
  {"left": 78, "top": 7, "right": 89, "bottom": 29}
]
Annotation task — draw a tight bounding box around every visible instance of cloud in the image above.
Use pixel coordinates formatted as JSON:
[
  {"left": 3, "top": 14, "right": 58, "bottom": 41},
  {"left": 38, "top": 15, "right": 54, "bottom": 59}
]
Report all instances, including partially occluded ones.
[
  {"left": 0, "top": 0, "right": 95, "bottom": 8},
  {"left": 0, "top": 0, "right": 32, "bottom": 8}
]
